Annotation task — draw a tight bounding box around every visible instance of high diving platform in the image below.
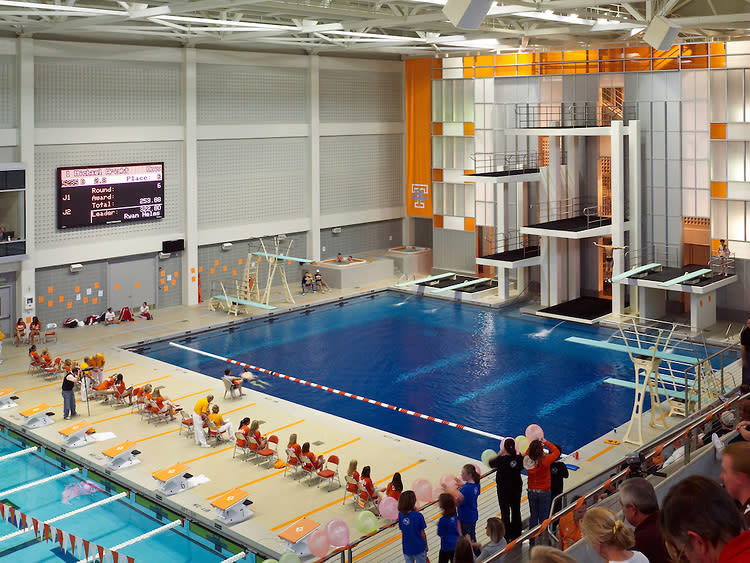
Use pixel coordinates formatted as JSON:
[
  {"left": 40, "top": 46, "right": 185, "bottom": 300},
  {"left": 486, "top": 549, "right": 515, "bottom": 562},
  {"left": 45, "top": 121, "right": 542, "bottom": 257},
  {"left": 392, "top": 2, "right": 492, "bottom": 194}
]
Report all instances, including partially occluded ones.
[{"left": 610, "top": 263, "right": 661, "bottom": 283}]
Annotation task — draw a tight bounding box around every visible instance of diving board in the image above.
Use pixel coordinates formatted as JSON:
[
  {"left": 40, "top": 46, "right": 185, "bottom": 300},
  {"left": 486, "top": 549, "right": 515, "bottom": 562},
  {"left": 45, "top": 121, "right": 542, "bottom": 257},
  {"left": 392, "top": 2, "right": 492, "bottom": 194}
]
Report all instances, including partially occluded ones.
[
  {"left": 394, "top": 272, "right": 456, "bottom": 288},
  {"left": 210, "top": 296, "right": 276, "bottom": 310},
  {"left": 251, "top": 252, "right": 312, "bottom": 263},
  {"left": 659, "top": 268, "right": 712, "bottom": 287},
  {"left": 604, "top": 378, "right": 690, "bottom": 400},
  {"left": 565, "top": 336, "right": 698, "bottom": 364},
  {"left": 434, "top": 277, "right": 492, "bottom": 293},
  {"left": 610, "top": 263, "right": 661, "bottom": 283}
]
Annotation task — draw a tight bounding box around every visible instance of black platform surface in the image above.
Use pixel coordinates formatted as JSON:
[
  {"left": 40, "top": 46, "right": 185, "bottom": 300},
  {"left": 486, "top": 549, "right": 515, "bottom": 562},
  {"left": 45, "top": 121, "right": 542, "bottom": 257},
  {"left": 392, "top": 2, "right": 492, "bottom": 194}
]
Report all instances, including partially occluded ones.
[
  {"left": 480, "top": 246, "right": 541, "bottom": 262},
  {"left": 527, "top": 215, "right": 611, "bottom": 232},
  {"left": 539, "top": 296, "right": 611, "bottom": 321},
  {"left": 417, "top": 274, "right": 497, "bottom": 293},
  {"left": 630, "top": 264, "right": 724, "bottom": 287},
  {"left": 469, "top": 168, "right": 540, "bottom": 178}
]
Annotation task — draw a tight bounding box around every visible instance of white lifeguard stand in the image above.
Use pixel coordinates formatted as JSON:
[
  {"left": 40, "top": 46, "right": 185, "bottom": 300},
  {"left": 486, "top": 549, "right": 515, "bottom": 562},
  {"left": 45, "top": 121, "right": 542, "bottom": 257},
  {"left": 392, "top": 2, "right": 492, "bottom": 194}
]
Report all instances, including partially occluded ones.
[
  {"left": 58, "top": 420, "right": 95, "bottom": 448},
  {"left": 0, "top": 389, "right": 18, "bottom": 410},
  {"left": 102, "top": 440, "right": 141, "bottom": 470},
  {"left": 153, "top": 462, "right": 191, "bottom": 496},
  {"left": 211, "top": 487, "right": 254, "bottom": 525},
  {"left": 21, "top": 404, "right": 54, "bottom": 428}
]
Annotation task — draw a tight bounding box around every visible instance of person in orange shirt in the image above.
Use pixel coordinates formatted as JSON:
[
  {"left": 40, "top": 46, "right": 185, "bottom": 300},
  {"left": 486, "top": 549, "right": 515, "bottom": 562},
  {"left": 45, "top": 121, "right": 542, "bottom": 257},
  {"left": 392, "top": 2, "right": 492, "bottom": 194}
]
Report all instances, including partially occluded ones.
[
  {"left": 28, "top": 316, "right": 41, "bottom": 345},
  {"left": 248, "top": 420, "right": 267, "bottom": 449},
  {"left": 525, "top": 439, "right": 560, "bottom": 542},
  {"left": 152, "top": 387, "right": 179, "bottom": 420},
  {"left": 207, "top": 404, "right": 233, "bottom": 438},
  {"left": 301, "top": 442, "right": 324, "bottom": 470},
  {"left": 14, "top": 318, "right": 26, "bottom": 346},
  {"left": 236, "top": 417, "right": 252, "bottom": 448},
  {"left": 131, "top": 383, "right": 152, "bottom": 408},
  {"left": 359, "top": 465, "right": 383, "bottom": 500},
  {"left": 40, "top": 348, "right": 53, "bottom": 368},
  {"left": 558, "top": 497, "right": 586, "bottom": 550},
  {"left": 386, "top": 472, "right": 403, "bottom": 500}
]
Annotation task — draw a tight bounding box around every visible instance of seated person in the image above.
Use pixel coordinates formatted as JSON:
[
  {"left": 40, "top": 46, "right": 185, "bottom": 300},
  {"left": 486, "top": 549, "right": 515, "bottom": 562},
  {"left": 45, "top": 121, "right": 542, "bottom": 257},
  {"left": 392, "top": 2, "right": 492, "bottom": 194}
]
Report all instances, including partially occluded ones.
[
  {"left": 28, "top": 316, "right": 41, "bottom": 345},
  {"left": 152, "top": 387, "right": 180, "bottom": 420},
  {"left": 346, "top": 459, "right": 360, "bottom": 493},
  {"left": 207, "top": 404, "right": 233, "bottom": 438},
  {"left": 110, "top": 373, "right": 133, "bottom": 404},
  {"left": 14, "top": 318, "right": 26, "bottom": 346},
  {"left": 248, "top": 420, "right": 267, "bottom": 449},
  {"left": 286, "top": 433, "right": 299, "bottom": 455},
  {"left": 104, "top": 307, "right": 120, "bottom": 325},
  {"left": 472, "top": 518, "right": 507, "bottom": 562},
  {"left": 132, "top": 383, "right": 153, "bottom": 407},
  {"left": 39, "top": 348, "right": 53, "bottom": 368},
  {"left": 236, "top": 417, "right": 252, "bottom": 448},
  {"left": 314, "top": 270, "right": 331, "bottom": 293},
  {"left": 386, "top": 472, "right": 403, "bottom": 500},
  {"left": 93, "top": 374, "right": 116, "bottom": 399},
  {"left": 300, "top": 442, "right": 324, "bottom": 470},
  {"left": 359, "top": 465, "right": 382, "bottom": 500},
  {"left": 301, "top": 271, "right": 314, "bottom": 294},
  {"left": 336, "top": 252, "right": 344, "bottom": 263},
  {"left": 139, "top": 302, "right": 152, "bottom": 320},
  {"left": 28, "top": 344, "right": 40, "bottom": 365},
  {"left": 223, "top": 367, "right": 246, "bottom": 397}
]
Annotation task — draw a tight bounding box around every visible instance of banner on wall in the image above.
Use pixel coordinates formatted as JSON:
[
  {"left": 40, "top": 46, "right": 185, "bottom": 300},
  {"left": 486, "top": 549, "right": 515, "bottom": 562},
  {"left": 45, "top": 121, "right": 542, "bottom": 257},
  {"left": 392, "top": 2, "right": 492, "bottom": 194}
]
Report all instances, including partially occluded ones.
[{"left": 405, "top": 58, "right": 433, "bottom": 218}]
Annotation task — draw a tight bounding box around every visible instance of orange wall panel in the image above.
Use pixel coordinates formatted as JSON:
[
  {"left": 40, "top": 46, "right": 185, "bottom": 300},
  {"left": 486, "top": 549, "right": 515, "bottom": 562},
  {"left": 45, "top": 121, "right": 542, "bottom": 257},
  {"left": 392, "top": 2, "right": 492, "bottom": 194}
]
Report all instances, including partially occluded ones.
[
  {"left": 406, "top": 58, "right": 433, "bottom": 218},
  {"left": 434, "top": 215, "right": 443, "bottom": 228},
  {"left": 711, "top": 181, "right": 727, "bottom": 198},
  {"left": 464, "top": 217, "right": 475, "bottom": 232},
  {"left": 710, "top": 123, "right": 726, "bottom": 140}
]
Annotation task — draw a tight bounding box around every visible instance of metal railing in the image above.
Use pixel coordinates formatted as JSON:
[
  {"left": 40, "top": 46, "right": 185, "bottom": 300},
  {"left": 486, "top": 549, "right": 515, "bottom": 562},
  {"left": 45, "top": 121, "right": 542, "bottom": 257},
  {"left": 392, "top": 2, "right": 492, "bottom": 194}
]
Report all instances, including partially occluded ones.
[
  {"left": 470, "top": 150, "right": 567, "bottom": 174},
  {"left": 681, "top": 340, "right": 742, "bottom": 414},
  {"left": 482, "top": 229, "right": 540, "bottom": 259},
  {"left": 529, "top": 195, "right": 614, "bottom": 227},
  {"left": 515, "top": 102, "right": 638, "bottom": 128},
  {"left": 708, "top": 252, "right": 736, "bottom": 276}
]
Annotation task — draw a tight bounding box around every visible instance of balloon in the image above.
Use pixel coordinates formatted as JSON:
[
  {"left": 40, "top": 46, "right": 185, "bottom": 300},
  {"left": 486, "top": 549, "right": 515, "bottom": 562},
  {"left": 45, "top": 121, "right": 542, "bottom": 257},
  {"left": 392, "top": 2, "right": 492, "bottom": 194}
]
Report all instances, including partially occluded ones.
[
  {"left": 440, "top": 474, "right": 459, "bottom": 490},
  {"left": 326, "top": 519, "right": 350, "bottom": 548},
  {"left": 481, "top": 449, "right": 496, "bottom": 466},
  {"left": 515, "top": 435, "right": 530, "bottom": 454},
  {"left": 526, "top": 424, "right": 544, "bottom": 442},
  {"left": 355, "top": 510, "right": 378, "bottom": 534},
  {"left": 279, "top": 554, "right": 301, "bottom": 563},
  {"left": 379, "top": 496, "right": 399, "bottom": 520},
  {"left": 432, "top": 485, "right": 444, "bottom": 501},
  {"left": 307, "top": 529, "right": 330, "bottom": 559},
  {"left": 413, "top": 478, "right": 432, "bottom": 503},
  {"left": 473, "top": 463, "right": 482, "bottom": 477}
]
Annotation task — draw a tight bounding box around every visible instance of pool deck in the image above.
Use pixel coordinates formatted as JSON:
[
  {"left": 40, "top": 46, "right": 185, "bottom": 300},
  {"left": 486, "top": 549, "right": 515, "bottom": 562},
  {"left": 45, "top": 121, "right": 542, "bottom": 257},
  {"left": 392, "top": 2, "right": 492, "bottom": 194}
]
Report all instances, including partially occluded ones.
[{"left": 0, "top": 274, "right": 707, "bottom": 561}]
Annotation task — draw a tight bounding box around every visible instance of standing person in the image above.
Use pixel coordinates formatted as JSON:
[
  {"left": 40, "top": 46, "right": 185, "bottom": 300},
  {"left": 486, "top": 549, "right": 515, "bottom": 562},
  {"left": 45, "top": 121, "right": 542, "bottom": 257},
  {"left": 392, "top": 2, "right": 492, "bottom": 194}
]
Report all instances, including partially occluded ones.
[
  {"left": 192, "top": 394, "right": 213, "bottom": 448},
  {"left": 61, "top": 366, "right": 79, "bottom": 419},
  {"left": 718, "top": 239, "right": 730, "bottom": 275},
  {"left": 437, "top": 493, "right": 460, "bottom": 563},
  {"left": 456, "top": 464, "right": 481, "bottom": 549},
  {"left": 398, "top": 490, "right": 428, "bottom": 563},
  {"left": 489, "top": 437, "right": 524, "bottom": 541},
  {"left": 524, "top": 439, "right": 560, "bottom": 542},
  {"left": 549, "top": 445, "right": 569, "bottom": 514},
  {"left": 741, "top": 318, "right": 750, "bottom": 389},
  {"left": 581, "top": 507, "right": 648, "bottom": 563},
  {"left": 721, "top": 442, "right": 750, "bottom": 526},
  {"left": 619, "top": 477, "right": 670, "bottom": 563}
]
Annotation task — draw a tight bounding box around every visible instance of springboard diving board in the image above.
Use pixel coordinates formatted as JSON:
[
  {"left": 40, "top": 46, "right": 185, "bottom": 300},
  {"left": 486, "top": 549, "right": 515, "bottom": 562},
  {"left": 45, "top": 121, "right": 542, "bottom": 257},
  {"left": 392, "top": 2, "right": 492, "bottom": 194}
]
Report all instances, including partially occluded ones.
[
  {"left": 659, "top": 268, "right": 712, "bottom": 287},
  {"left": 394, "top": 272, "right": 456, "bottom": 288},
  {"left": 434, "top": 277, "right": 492, "bottom": 293},
  {"left": 610, "top": 263, "right": 661, "bottom": 283},
  {"left": 565, "top": 336, "right": 698, "bottom": 365},
  {"left": 251, "top": 252, "right": 312, "bottom": 263},
  {"left": 604, "top": 378, "right": 690, "bottom": 399},
  {"left": 210, "top": 295, "right": 276, "bottom": 310}
]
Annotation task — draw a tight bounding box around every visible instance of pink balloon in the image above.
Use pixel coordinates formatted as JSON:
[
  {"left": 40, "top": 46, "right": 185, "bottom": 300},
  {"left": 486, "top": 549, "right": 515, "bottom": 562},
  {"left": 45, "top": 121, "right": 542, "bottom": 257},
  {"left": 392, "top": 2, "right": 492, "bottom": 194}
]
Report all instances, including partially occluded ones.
[
  {"left": 526, "top": 424, "right": 544, "bottom": 442},
  {"left": 378, "top": 496, "right": 399, "bottom": 520},
  {"left": 440, "top": 474, "right": 458, "bottom": 490},
  {"left": 472, "top": 463, "right": 482, "bottom": 477},
  {"left": 326, "top": 519, "right": 350, "bottom": 548},
  {"left": 307, "top": 529, "right": 330, "bottom": 558},
  {"left": 413, "top": 478, "right": 433, "bottom": 503},
  {"left": 432, "top": 485, "right": 443, "bottom": 501}
]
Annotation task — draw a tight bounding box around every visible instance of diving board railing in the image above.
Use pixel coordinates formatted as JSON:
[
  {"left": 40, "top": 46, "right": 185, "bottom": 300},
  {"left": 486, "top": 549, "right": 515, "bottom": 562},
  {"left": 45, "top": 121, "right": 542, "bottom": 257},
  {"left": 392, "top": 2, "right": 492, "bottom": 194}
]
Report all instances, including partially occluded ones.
[
  {"left": 659, "top": 268, "right": 712, "bottom": 287},
  {"left": 682, "top": 340, "right": 742, "bottom": 412},
  {"left": 394, "top": 272, "right": 456, "bottom": 288},
  {"left": 433, "top": 277, "right": 492, "bottom": 293},
  {"left": 609, "top": 262, "right": 661, "bottom": 283}
]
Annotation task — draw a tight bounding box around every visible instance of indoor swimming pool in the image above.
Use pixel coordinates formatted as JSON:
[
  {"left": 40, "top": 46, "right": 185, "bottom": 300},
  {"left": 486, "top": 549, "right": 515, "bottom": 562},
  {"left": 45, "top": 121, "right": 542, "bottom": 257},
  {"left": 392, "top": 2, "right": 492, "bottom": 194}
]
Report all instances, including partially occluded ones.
[
  {"left": 0, "top": 433, "right": 230, "bottom": 562},
  {"left": 135, "top": 291, "right": 658, "bottom": 458}
]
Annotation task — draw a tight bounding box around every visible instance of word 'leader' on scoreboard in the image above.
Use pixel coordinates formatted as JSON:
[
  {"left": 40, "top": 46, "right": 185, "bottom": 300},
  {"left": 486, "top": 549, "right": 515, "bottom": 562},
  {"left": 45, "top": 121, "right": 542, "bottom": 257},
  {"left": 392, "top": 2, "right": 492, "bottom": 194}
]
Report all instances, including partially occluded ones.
[{"left": 57, "top": 162, "right": 165, "bottom": 229}]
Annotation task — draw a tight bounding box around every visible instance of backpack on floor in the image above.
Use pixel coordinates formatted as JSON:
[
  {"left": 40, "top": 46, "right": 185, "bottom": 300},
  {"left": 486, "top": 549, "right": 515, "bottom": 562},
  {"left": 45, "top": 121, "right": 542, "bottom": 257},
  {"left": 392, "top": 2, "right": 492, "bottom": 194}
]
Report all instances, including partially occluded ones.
[
  {"left": 85, "top": 315, "right": 100, "bottom": 326},
  {"left": 63, "top": 318, "right": 79, "bottom": 328},
  {"left": 119, "top": 306, "right": 134, "bottom": 322}
]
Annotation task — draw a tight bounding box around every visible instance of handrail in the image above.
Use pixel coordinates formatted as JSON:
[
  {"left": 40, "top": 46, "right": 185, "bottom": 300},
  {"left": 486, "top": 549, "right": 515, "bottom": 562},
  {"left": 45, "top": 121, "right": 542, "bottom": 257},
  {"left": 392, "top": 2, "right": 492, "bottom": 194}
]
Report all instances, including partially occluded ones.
[
  {"left": 482, "top": 229, "right": 540, "bottom": 258},
  {"left": 681, "top": 340, "right": 742, "bottom": 413},
  {"left": 515, "top": 102, "right": 638, "bottom": 128},
  {"left": 470, "top": 150, "right": 568, "bottom": 174}
]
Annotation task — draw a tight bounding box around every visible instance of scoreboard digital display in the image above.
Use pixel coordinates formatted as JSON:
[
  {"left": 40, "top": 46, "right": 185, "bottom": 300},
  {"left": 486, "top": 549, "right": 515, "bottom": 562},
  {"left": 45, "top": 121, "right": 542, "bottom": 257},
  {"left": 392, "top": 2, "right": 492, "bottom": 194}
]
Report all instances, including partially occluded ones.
[{"left": 57, "top": 162, "right": 164, "bottom": 229}]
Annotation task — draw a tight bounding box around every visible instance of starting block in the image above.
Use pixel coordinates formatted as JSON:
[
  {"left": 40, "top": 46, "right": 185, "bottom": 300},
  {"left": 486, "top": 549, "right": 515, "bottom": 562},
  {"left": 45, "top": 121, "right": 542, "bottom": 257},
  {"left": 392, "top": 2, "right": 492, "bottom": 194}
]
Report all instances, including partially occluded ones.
[
  {"left": 102, "top": 440, "right": 141, "bottom": 470},
  {"left": 0, "top": 389, "right": 18, "bottom": 410},
  {"left": 21, "top": 404, "right": 54, "bottom": 429},
  {"left": 59, "top": 420, "right": 95, "bottom": 448},
  {"left": 210, "top": 488, "right": 253, "bottom": 525},
  {"left": 153, "top": 463, "right": 191, "bottom": 496},
  {"left": 278, "top": 518, "right": 320, "bottom": 557}
]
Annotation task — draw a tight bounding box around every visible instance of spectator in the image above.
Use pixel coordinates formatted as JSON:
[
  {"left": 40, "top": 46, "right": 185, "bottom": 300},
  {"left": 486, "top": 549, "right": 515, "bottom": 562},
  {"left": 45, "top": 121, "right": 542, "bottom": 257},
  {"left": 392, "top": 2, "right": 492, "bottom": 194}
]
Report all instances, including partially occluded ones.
[
  {"left": 454, "top": 537, "right": 475, "bottom": 563},
  {"left": 660, "top": 475, "right": 750, "bottom": 562},
  {"left": 581, "top": 507, "right": 648, "bottom": 563},
  {"left": 437, "top": 493, "right": 460, "bottom": 563},
  {"left": 139, "top": 302, "right": 152, "bottom": 320},
  {"left": 488, "top": 437, "right": 524, "bottom": 541},
  {"left": 29, "top": 316, "right": 41, "bottom": 344},
  {"left": 398, "top": 490, "right": 428, "bottom": 563},
  {"left": 473, "top": 517, "right": 507, "bottom": 562},
  {"left": 721, "top": 442, "right": 750, "bottom": 526},
  {"left": 14, "top": 317, "right": 25, "bottom": 346},
  {"left": 192, "top": 394, "right": 213, "bottom": 448},
  {"left": 314, "top": 269, "right": 331, "bottom": 292},
  {"left": 741, "top": 318, "right": 750, "bottom": 388},
  {"left": 456, "top": 464, "right": 481, "bottom": 548},
  {"left": 524, "top": 439, "right": 560, "bottom": 542},
  {"left": 529, "top": 546, "right": 578, "bottom": 563},
  {"left": 558, "top": 497, "right": 586, "bottom": 550},
  {"left": 619, "top": 477, "right": 670, "bottom": 563},
  {"left": 550, "top": 445, "right": 569, "bottom": 514},
  {"left": 104, "top": 307, "right": 120, "bottom": 325},
  {"left": 387, "top": 472, "right": 403, "bottom": 500}
]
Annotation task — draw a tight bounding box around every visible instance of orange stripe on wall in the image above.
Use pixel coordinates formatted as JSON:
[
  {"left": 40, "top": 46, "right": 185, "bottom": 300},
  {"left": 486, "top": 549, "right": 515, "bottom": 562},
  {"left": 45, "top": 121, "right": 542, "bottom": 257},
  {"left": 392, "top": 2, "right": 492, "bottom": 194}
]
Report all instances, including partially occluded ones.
[{"left": 405, "top": 58, "right": 433, "bottom": 219}]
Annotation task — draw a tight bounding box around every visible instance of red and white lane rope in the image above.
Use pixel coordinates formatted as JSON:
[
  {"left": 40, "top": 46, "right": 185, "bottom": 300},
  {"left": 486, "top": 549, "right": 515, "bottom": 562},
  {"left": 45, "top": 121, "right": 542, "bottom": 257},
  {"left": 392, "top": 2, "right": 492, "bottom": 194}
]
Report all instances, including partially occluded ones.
[{"left": 169, "top": 341, "right": 502, "bottom": 441}]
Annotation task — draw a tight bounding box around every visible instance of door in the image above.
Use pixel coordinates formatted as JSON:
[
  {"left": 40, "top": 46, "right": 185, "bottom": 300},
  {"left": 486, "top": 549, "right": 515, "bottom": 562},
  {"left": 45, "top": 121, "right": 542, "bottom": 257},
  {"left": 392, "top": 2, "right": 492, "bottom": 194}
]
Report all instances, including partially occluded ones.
[
  {"left": 0, "top": 286, "right": 11, "bottom": 338},
  {"left": 107, "top": 257, "right": 157, "bottom": 311}
]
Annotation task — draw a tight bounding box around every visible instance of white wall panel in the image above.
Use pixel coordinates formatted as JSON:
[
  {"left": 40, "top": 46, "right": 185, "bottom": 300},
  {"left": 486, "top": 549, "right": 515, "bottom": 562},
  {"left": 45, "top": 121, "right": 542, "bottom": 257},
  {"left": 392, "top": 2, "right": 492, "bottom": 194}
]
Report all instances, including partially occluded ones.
[{"left": 320, "top": 70, "right": 402, "bottom": 123}]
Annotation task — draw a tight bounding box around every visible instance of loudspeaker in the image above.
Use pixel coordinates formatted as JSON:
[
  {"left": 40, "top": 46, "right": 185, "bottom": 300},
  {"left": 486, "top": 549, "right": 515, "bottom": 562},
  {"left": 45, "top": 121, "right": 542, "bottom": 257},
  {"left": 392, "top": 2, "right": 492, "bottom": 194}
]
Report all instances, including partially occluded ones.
[
  {"left": 162, "top": 239, "right": 185, "bottom": 253},
  {"left": 442, "top": 0, "right": 492, "bottom": 30},
  {"left": 643, "top": 16, "right": 680, "bottom": 51}
]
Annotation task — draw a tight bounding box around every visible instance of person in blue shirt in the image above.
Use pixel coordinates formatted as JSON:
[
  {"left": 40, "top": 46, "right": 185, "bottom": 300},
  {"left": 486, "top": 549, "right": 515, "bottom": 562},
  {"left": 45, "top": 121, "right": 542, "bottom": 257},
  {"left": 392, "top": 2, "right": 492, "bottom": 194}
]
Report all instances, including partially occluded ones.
[
  {"left": 457, "top": 464, "right": 481, "bottom": 554},
  {"left": 437, "top": 493, "right": 461, "bottom": 563},
  {"left": 398, "top": 490, "right": 428, "bottom": 563}
]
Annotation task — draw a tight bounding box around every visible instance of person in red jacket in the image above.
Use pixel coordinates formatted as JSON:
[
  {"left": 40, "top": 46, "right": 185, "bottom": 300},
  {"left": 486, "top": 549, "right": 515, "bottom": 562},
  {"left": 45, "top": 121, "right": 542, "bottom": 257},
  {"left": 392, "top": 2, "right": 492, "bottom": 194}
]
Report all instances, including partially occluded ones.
[{"left": 524, "top": 439, "right": 560, "bottom": 543}]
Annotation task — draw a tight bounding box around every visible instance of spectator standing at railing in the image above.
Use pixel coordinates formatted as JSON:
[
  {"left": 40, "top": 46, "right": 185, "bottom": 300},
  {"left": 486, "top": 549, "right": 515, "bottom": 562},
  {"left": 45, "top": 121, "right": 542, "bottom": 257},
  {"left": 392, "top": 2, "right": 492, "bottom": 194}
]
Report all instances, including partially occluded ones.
[
  {"left": 740, "top": 318, "right": 750, "bottom": 389},
  {"left": 718, "top": 239, "right": 730, "bottom": 276},
  {"left": 721, "top": 442, "right": 750, "bottom": 527},
  {"left": 524, "top": 440, "right": 560, "bottom": 545},
  {"left": 619, "top": 477, "right": 670, "bottom": 563},
  {"left": 488, "top": 438, "right": 524, "bottom": 541}
]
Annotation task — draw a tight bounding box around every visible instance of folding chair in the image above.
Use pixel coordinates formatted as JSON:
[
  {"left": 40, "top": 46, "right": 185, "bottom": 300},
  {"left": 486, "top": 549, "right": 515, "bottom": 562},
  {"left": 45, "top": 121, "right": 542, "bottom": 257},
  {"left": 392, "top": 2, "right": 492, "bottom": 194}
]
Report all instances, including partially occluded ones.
[
  {"left": 43, "top": 323, "right": 58, "bottom": 343},
  {"left": 284, "top": 446, "right": 303, "bottom": 479},
  {"left": 206, "top": 420, "right": 228, "bottom": 443},
  {"left": 43, "top": 358, "right": 62, "bottom": 377},
  {"left": 141, "top": 397, "right": 156, "bottom": 422},
  {"left": 343, "top": 475, "right": 359, "bottom": 505},
  {"left": 317, "top": 455, "right": 341, "bottom": 491},
  {"left": 178, "top": 410, "right": 194, "bottom": 437},
  {"left": 300, "top": 454, "right": 322, "bottom": 485},
  {"left": 356, "top": 481, "right": 378, "bottom": 512},
  {"left": 233, "top": 431, "right": 255, "bottom": 460},
  {"left": 110, "top": 386, "right": 131, "bottom": 408},
  {"left": 256, "top": 435, "right": 279, "bottom": 468}
]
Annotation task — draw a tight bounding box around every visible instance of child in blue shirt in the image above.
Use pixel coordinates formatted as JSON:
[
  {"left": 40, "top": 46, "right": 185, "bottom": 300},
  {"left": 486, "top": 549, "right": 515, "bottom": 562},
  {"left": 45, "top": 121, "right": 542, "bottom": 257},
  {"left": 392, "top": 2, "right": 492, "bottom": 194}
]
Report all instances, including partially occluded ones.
[
  {"left": 457, "top": 464, "right": 481, "bottom": 553},
  {"left": 437, "top": 493, "right": 460, "bottom": 563},
  {"left": 398, "top": 490, "right": 428, "bottom": 563}
]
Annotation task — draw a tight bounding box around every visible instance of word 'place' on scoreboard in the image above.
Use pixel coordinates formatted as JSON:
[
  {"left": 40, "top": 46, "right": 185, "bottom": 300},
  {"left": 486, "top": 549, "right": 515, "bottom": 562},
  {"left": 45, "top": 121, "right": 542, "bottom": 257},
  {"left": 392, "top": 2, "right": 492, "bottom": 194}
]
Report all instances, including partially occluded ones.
[{"left": 57, "top": 162, "right": 165, "bottom": 229}]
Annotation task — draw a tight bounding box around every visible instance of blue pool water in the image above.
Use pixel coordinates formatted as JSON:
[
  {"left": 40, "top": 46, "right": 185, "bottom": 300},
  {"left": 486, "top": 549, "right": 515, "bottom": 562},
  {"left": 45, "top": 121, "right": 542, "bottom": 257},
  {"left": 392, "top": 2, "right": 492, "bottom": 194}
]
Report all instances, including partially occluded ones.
[
  {"left": 136, "top": 292, "right": 651, "bottom": 458},
  {"left": 0, "top": 436, "right": 226, "bottom": 562}
]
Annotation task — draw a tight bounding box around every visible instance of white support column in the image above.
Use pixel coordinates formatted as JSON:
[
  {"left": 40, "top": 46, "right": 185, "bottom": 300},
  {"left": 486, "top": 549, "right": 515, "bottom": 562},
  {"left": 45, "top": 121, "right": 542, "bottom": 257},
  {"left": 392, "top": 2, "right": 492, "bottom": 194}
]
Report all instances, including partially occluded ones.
[
  {"left": 515, "top": 181, "right": 526, "bottom": 291},
  {"left": 628, "top": 121, "right": 641, "bottom": 313},
  {"left": 495, "top": 183, "right": 508, "bottom": 299},
  {"left": 548, "top": 136, "right": 563, "bottom": 305},
  {"left": 568, "top": 239, "right": 580, "bottom": 300},
  {"left": 540, "top": 236, "right": 549, "bottom": 307},
  {"left": 567, "top": 137, "right": 581, "bottom": 301},
  {"left": 18, "top": 38, "right": 35, "bottom": 320},
  {"left": 182, "top": 47, "right": 199, "bottom": 305},
  {"left": 308, "top": 56, "right": 321, "bottom": 261},
  {"left": 611, "top": 120, "right": 625, "bottom": 316}
]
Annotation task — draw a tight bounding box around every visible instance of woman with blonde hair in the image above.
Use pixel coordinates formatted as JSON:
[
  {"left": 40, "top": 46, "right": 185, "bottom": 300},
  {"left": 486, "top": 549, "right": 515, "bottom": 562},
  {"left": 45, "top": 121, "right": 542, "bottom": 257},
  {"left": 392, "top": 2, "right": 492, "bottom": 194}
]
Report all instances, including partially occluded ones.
[
  {"left": 529, "top": 546, "right": 578, "bottom": 563},
  {"left": 580, "top": 507, "right": 648, "bottom": 563}
]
